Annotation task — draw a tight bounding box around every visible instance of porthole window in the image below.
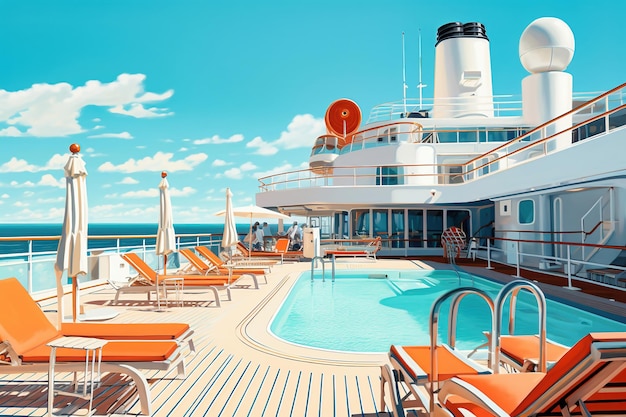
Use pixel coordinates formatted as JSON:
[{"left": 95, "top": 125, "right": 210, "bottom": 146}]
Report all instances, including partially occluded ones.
[{"left": 518, "top": 199, "right": 534, "bottom": 224}]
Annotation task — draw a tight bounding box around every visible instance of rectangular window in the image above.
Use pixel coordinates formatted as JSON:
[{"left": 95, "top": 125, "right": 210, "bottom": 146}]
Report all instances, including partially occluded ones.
[
  {"left": 351, "top": 209, "right": 370, "bottom": 238},
  {"left": 408, "top": 209, "right": 424, "bottom": 247},
  {"left": 376, "top": 166, "right": 403, "bottom": 185},
  {"left": 427, "top": 210, "right": 444, "bottom": 247},
  {"left": 518, "top": 199, "right": 534, "bottom": 224}
]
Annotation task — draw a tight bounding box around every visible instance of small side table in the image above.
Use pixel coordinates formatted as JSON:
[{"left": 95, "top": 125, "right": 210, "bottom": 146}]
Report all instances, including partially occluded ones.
[
  {"left": 47, "top": 336, "right": 108, "bottom": 417},
  {"left": 163, "top": 277, "right": 184, "bottom": 307}
]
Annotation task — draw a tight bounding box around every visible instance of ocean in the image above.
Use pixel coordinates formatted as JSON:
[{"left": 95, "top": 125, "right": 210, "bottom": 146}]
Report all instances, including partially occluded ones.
[
  {"left": 0, "top": 222, "right": 280, "bottom": 293},
  {"left": 0, "top": 223, "right": 269, "bottom": 255}
]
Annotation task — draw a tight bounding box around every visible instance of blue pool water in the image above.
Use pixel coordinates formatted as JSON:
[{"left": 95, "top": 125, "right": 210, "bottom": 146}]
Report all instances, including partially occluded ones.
[{"left": 269, "top": 269, "right": 626, "bottom": 353}]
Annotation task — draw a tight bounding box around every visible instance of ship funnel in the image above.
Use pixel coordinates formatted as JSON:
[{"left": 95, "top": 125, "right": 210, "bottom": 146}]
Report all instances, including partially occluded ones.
[{"left": 433, "top": 22, "right": 494, "bottom": 118}]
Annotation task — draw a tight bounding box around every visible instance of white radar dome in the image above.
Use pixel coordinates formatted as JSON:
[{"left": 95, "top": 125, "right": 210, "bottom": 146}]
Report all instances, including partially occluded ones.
[{"left": 519, "top": 17, "right": 575, "bottom": 73}]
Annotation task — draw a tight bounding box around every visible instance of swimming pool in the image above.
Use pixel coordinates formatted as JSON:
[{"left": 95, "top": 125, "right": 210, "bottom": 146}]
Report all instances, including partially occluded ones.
[{"left": 269, "top": 269, "right": 626, "bottom": 353}]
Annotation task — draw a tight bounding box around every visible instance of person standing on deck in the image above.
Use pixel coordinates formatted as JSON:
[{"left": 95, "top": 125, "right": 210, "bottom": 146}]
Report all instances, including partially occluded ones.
[{"left": 286, "top": 221, "right": 302, "bottom": 250}]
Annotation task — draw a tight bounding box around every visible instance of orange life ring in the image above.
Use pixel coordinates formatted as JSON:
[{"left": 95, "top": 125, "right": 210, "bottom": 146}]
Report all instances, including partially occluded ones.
[{"left": 324, "top": 99, "right": 361, "bottom": 139}]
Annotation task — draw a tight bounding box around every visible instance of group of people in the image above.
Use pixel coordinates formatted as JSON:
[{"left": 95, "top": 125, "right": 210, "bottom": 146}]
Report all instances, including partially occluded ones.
[
  {"left": 248, "top": 221, "right": 268, "bottom": 251},
  {"left": 244, "top": 220, "right": 304, "bottom": 251}
]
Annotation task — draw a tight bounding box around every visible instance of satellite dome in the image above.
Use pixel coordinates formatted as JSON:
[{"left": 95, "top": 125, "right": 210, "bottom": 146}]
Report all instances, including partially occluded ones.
[{"left": 519, "top": 17, "right": 574, "bottom": 73}]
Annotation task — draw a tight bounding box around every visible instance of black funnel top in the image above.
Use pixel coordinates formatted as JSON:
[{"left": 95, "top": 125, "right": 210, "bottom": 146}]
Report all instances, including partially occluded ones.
[{"left": 436, "top": 22, "right": 488, "bottom": 45}]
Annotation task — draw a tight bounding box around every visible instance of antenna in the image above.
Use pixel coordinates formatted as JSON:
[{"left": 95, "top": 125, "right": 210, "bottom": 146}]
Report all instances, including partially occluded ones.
[
  {"left": 417, "top": 28, "right": 427, "bottom": 110},
  {"left": 402, "top": 31, "right": 407, "bottom": 115}
]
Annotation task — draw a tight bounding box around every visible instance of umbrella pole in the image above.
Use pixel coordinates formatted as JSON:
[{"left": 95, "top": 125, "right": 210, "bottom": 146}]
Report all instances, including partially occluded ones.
[
  {"left": 156, "top": 254, "right": 167, "bottom": 310},
  {"left": 72, "top": 276, "right": 77, "bottom": 322}
]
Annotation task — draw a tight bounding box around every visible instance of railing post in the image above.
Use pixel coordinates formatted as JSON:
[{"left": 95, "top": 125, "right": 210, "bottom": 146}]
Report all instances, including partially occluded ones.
[
  {"left": 564, "top": 245, "right": 580, "bottom": 290},
  {"left": 486, "top": 238, "right": 494, "bottom": 270},
  {"left": 28, "top": 239, "right": 33, "bottom": 293},
  {"left": 515, "top": 240, "right": 522, "bottom": 278}
]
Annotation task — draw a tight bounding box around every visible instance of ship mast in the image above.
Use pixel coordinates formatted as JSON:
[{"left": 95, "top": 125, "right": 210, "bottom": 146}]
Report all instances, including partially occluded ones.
[
  {"left": 402, "top": 31, "right": 408, "bottom": 115},
  {"left": 417, "top": 28, "right": 427, "bottom": 110}
]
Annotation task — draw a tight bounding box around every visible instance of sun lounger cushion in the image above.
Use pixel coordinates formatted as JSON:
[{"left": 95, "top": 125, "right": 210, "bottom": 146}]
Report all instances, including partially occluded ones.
[
  {"left": 390, "top": 344, "right": 491, "bottom": 383},
  {"left": 61, "top": 322, "right": 190, "bottom": 341},
  {"left": 499, "top": 334, "right": 569, "bottom": 369},
  {"left": 21, "top": 340, "right": 180, "bottom": 363}
]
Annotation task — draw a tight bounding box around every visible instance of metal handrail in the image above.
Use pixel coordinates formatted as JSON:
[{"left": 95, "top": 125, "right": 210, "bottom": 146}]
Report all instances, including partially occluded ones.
[
  {"left": 428, "top": 287, "right": 494, "bottom": 413},
  {"left": 491, "top": 280, "right": 547, "bottom": 373}
]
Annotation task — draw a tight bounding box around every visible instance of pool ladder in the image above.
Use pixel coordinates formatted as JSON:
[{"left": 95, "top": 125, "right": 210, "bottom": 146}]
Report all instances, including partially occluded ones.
[
  {"left": 491, "top": 280, "right": 548, "bottom": 373},
  {"left": 310, "top": 256, "right": 335, "bottom": 282},
  {"left": 425, "top": 279, "right": 548, "bottom": 412}
]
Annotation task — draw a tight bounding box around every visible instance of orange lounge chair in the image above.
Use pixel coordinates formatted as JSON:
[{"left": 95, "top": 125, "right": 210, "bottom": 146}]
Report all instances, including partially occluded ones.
[
  {"left": 438, "top": 332, "right": 626, "bottom": 417},
  {"left": 381, "top": 344, "right": 491, "bottom": 416},
  {"left": 324, "top": 236, "right": 382, "bottom": 260},
  {"left": 195, "top": 245, "right": 272, "bottom": 273},
  {"left": 491, "top": 333, "right": 569, "bottom": 372},
  {"left": 235, "top": 238, "right": 302, "bottom": 263},
  {"left": 179, "top": 248, "right": 268, "bottom": 284},
  {"left": 115, "top": 253, "right": 258, "bottom": 307},
  {"left": 0, "top": 277, "right": 187, "bottom": 416}
]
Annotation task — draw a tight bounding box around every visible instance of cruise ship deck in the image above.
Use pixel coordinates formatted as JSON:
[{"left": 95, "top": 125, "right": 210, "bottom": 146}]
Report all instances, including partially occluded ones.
[{"left": 1, "top": 257, "right": 624, "bottom": 416}]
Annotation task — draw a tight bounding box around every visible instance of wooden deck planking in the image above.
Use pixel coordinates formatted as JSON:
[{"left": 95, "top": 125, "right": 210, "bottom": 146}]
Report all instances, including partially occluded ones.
[{"left": 3, "top": 257, "right": 624, "bottom": 416}]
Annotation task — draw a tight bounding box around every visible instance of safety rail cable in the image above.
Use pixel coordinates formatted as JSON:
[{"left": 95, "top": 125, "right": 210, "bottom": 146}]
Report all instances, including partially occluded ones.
[
  {"left": 490, "top": 280, "right": 547, "bottom": 373},
  {"left": 428, "top": 287, "right": 494, "bottom": 414}
]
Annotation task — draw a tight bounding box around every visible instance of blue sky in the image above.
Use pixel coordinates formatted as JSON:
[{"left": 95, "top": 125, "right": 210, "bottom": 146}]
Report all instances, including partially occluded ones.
[{"left": 0, "top": 0, "right": 623, "bottom": 224}]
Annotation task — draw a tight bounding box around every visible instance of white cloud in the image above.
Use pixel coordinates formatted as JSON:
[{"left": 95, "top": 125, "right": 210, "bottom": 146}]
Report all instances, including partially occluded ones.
[
  {"left": 273, "top": 114, "right": 325, "bottom": 149},
  {"left": 119, "top": 189, "right": 158, "bottom": 198},
  {"left": 0, "top": 157, "right": 38, "bottom": 172},
  {"left": 97, "top": 151, "right": 208, "bottom": 173},
  {"left": 223, "top": 167, "right": 243, "bottom": 179},
  {"left": 244, "top": 114, "right": 324, "bottom": 156},
  {"left": 38, "top": 174, "right": 65, "bottom": 188},
  {"left": 212, "top": 159, "right": 228, "bottom": 167},
  {"left": 118, "top": 177, "right": 139, "bottom": 185},
  {"left": 88, "top": 131, "right": 133, "bottom": 139},
  {"left": 0, "top": 153, "right": 78, "bottom": 173},
  {"left": 0, "top": 73, "right": 174, "bottom": 137},
  {"left": 107, "top": 186, "right": 194, "bottom": 199},
  {"left": 0, "top": 126, "right": 24, "bottom": 137},
  {"left": 193, "top": 134, "right": 244, "bottom": 145},
  {"left": 109, "top": 103, "right": 173, "bottom": 118},
  {"left": 246, "top": 136, "right": 278, "bottom": 156},
  {"left": 9, "top": 180, "right": 35, "bottom": 187},
  {"left": 240, "top": 162, "right": 257, "bottom": 171},
  {"left": 1, "top": 193, "right": 8, "bottom": 198},
  {"left": 169, "top": 186, "right": 196, "bottom": 197}
]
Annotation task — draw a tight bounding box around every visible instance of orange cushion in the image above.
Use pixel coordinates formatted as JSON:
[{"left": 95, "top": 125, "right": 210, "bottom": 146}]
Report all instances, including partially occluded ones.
[
  {"left": 22, "top": 340, "right": 179, "bottom": 362},
  {"left": 500, "top": 335, "right": 569, "bottom": 366},
  {"left": 390, "top": 345, "right": 488, "bottom": 382},
  {"left": 451, "top": 372, "right": 544, "bottom": 414},
  {"left": 61, "top": 322, "right": 189, "bottom": 340}
]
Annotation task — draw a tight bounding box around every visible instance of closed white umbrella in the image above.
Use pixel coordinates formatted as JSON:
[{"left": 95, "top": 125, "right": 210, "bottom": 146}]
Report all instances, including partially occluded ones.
[
  {"left": 220, "top": 188, "right": 239, "bottom": 284},
  {"left": 221, "top": 188, "right": 239, "bottom": 249},
  {"left": 155, "top": 171, "right": 176, "bottom": 309},
  {"left": 54, "top": 144, "right": 88, "bottom": 326},
  {"left": 214, "top": 203, "right": 291, "bottom": 260}
]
